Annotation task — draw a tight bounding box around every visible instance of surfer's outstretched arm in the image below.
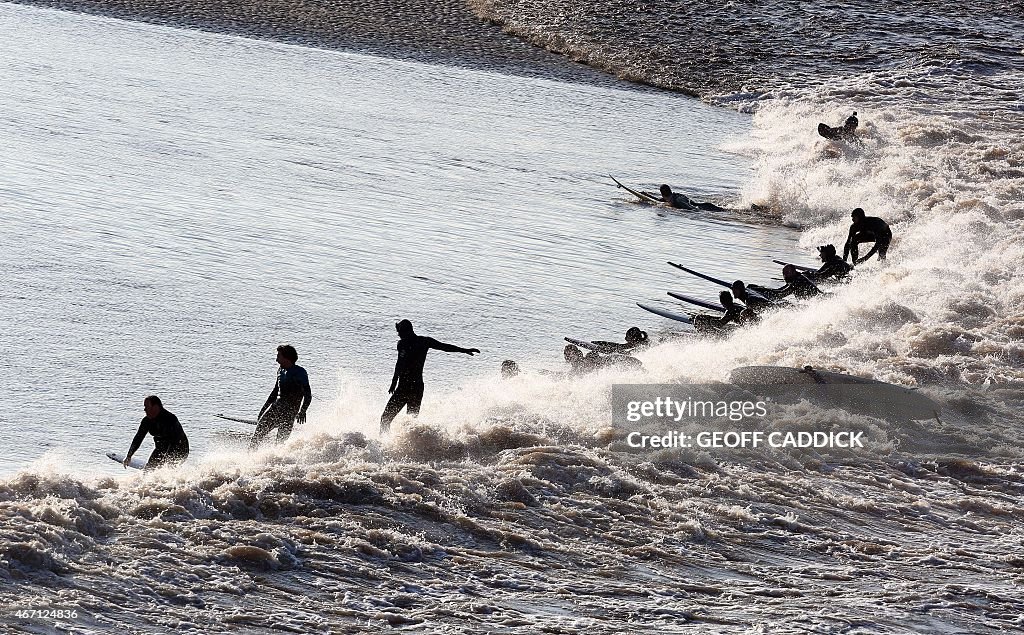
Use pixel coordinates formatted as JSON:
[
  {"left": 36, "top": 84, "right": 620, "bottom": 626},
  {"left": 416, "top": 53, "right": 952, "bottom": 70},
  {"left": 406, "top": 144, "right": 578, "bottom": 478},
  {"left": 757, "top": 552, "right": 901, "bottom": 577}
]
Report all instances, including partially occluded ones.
[{"left": 427, "top": 338, "right": 479, "bottom": 355}]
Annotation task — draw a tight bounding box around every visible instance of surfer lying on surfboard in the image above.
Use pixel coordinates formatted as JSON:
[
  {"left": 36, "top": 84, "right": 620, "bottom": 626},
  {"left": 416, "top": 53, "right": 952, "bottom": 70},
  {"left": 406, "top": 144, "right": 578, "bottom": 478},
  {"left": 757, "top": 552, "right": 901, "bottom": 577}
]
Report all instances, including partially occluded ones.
[
  {"left": 640, "top": 184, "right": 730, "bottom": 212},
  {"left": 691, "top": 291, "right": 759, "bottom": 335},
  {"left": 748, "top": 265, "right": 822, "bottom": 301},
  {"left": 564, "top": 344, "right": 642, "bottom": 374}
]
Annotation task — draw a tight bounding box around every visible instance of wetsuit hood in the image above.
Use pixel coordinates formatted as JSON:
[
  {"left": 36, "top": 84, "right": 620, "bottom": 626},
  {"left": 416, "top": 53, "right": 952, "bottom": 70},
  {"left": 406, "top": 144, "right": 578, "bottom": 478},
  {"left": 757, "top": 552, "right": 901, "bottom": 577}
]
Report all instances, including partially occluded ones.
[{"left": 396, "top": 319, "right": 415, "bottom": 339}]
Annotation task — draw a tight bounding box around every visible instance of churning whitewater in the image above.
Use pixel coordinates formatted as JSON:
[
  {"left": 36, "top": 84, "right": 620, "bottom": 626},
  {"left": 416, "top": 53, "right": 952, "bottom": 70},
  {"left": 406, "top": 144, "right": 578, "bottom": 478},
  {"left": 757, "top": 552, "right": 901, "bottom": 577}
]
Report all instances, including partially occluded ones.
[{"left": 2, "top": 1, "right": 1023, "bottom": 633}]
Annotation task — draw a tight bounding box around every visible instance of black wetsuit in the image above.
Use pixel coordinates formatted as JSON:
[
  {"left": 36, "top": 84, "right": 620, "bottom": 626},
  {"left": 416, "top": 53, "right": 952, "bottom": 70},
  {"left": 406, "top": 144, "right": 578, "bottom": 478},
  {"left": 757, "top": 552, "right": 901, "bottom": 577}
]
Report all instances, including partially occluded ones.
[
  {"left": 692, "top": 304, "right": 756, "bottom": 334},
  {"left": 735, "top": 291, "right": 774, "bottom": 313},
  {"left": 381, "top": 336, "right": 470, "bottom": 430},
  {"left": 128, "top": 409, "right": 189, "bottom": 470},
  {"left": 844, "top": 217, "right": 892, "bottom": 263},
  {"left": 568, "top": 352, "right": 642, "bottom": 374},
  {"left": 811, "top": 256, "right": 853, "bottom": 281},
  {"left": 749, "top": 276, "right": 821, "bottom": 302},
  {"left": 251, "top": 364, "right": 312, "bottom": 446}
]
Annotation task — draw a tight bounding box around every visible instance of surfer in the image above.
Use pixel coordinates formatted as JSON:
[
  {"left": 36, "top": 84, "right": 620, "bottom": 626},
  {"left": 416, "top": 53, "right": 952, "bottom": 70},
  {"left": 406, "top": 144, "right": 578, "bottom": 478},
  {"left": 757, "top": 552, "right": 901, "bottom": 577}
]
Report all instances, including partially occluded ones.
[
  {"left": 818, "top": 111, "right": 859, "bottom": 142},
  {"left": 380, "top": 320, "right": 480, "bottom": 432},
  {"left": 844, "top": 111, "right": 858, "bottom": 135},
  {"left": 749, "top": 265, "right": 821, "bottom": 301},
  {"left": 843, "top": 208, "right": 892, "bottom": 264},
  {"left": 731, "top": 281, "right": 775, "bottom": 312},
  {"left": 589, "top": 327, "right": 650, "bottom": 353},
  {"left": 693, "top": 291, "right": 756, "bottom": 334},
  {"left": 641, "top": 184, "right": 728, "bottom": 212},
  {"left": 809, "top": 244, "right": 853, "bottom": 281},
  {"left": 500, "top": 359, "right": 521, "bottom": 378},
  {"left": 563, "top": 344, "right": 642, "bottom": 373},
  {"left": 250, "top": 344, "right": 312, "bottom": 448},
  {"left": 123, "top": 395, "right": 189, "bottom": 470}
]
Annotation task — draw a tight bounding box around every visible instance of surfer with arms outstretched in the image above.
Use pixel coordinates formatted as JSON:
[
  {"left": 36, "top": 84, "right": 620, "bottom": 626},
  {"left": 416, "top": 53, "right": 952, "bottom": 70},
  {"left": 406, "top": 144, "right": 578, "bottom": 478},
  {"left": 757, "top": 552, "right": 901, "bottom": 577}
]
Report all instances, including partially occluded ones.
[{"left": 380, "top": 320, "right": 480, "bottom": 433}]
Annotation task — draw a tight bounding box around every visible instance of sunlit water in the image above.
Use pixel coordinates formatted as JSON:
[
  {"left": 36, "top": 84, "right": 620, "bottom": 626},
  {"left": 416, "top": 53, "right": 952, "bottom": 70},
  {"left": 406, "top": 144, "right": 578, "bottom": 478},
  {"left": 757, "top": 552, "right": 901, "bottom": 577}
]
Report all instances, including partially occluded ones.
[{"left": 0, "top": 4, "right": 796, "bottom": 474}]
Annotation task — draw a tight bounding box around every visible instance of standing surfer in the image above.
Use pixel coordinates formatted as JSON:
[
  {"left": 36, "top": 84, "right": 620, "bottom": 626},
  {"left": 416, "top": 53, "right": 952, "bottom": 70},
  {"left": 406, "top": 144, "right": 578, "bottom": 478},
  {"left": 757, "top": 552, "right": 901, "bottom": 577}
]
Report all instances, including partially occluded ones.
[
  {"left": 843, "top": 208, "right": 892, "bottom": 264},
  {"left": 122, "top": 395, "right": 189, "bottom": 470},
  {"left": 380, "top": 320, "right": 480, "bottom": 433},
  {"left": 250, "top": 344, "right": 312, "bottom": 448}
]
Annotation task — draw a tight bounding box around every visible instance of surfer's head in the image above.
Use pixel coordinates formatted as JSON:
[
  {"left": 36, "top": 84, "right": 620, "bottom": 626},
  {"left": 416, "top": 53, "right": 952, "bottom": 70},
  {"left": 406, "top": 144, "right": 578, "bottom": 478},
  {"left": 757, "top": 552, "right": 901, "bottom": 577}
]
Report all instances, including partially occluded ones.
[
  {"left": 500, "top": 359, "right": 520, "bottom": 378},
  {"left": 276, "top": 344, "right": 298, "bottom": 367},
  {"left": 659, "top": 184, "right": 672, "bottom": 198},
  {"left": 782, "top": 264, "right": 799, "bottom": 282},
  {"left": 731, "top": 280, "right": 747, "bottom": 297},
  {"left": 563, "top": 344, "right": 584, "bottom": 364},
  {"left": 625, "top": 327, "right": 647, "bottom": 344},
  {"left": 720, "top": 290, "right": 735, "bottom": 308},
  {"left": 852, "top": 207, "right": 866, "bottom": 221},
  {"left": 143, "top": 395, "right": 163, "bottom": 419},
  {"left": 395, "top": 319, "right": 415, "bottom": 339},
  {"left": 817, "top": 244, "right": 837, "bottom": 260}
]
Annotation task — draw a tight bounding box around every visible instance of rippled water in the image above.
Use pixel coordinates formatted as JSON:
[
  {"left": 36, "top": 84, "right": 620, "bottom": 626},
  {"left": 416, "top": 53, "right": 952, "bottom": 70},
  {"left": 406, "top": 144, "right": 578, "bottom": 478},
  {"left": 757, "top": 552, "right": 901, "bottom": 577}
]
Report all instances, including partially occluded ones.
[
  {"left": 4, "top": 2, "right": 1024, "bottom": 634},
  {"left": 0, "top": 5, "right": 796, "bottom": 474}
]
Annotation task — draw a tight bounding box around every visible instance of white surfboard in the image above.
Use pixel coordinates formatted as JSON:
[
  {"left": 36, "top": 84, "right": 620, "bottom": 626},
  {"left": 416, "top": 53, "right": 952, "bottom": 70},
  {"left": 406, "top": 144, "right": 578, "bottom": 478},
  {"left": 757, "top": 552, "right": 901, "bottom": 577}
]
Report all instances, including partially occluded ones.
[{"left": 107, "top": 452, "right": 146, "bottom": 470}]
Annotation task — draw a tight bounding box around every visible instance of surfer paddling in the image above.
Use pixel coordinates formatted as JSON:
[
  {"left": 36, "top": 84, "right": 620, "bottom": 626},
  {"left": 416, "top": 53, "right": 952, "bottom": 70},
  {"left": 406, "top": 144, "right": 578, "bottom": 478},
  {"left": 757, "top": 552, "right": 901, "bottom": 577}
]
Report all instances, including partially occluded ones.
[
  {"left": 250, "top": 344, "right": 312, "bottom": 448},
  {"left": 692, "top": 291, "right": 758, "bottom": 334},
  {"left": 122, "top": 395, "right": 189, "bottom": 470},
  {"left": 641, "top": 184, "right": 728, "bottom": 212},
  {"left": 809, "top": 244, "right": 853, "bottom": 281},
  {"left": 749, "top": 265, "right": 821, "bottom": 301},
  {"left": 380, "top": 320, "right": 480, "bottom": 433},
  {"left": 843, "top": 208, "right": 892, "bottom": 264},
  {"left": 563, "top": 344, "right": 642, "bottom": 374}
]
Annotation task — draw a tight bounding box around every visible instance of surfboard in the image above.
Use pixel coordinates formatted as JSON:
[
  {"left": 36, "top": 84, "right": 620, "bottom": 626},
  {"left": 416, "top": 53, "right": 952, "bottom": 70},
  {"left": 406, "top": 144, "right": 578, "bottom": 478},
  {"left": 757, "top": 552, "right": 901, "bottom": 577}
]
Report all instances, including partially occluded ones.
[
  {"left": 637, "top": 303, "right": 693, "bottom": 324},
  {"left": 107, "top": 452, "right": 146, "bottom": 470},
  {"left": 215, "top": 413, "right": 258, "bottom": 425},
  {"left": 667, "top": 291, "right": 725, "bottom": 312},
  {"left": 817, "top": 122, "right": 841, "bottom": 140},
  {"left": 668, "top": 262, "right": 773, "bottom": 303},
  {"left": 772, "top": 259, "right": 816, "bottom": 272},
  {"left": 564, "top": 337, "right": 603, "bottom": 352},
  {"left": 817, "top": 123, "right": 859, "bottom": 144},
  {"left": 729, "top": 365, "right": 941, "bottom": 421},
  {"left": 610, "top": 175, "right": 663, "bottom": 205}
]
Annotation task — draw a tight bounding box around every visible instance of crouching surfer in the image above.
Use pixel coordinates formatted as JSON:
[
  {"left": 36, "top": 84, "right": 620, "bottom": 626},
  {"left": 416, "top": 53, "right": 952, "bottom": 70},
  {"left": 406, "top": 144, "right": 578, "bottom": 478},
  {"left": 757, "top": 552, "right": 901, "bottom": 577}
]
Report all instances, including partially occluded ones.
[
  {"left": 843, "top": 207, "right": 892, "bottom": 264},
  {"left": 123, "top": 395, "right": 189, "bottom": 470}
]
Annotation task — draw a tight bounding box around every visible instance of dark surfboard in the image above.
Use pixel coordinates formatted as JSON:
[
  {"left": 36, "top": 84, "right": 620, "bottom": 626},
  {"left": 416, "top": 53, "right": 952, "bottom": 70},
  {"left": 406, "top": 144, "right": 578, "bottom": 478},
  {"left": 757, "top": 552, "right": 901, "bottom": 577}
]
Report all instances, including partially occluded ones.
[{"left": 610, "top": 175, "right": 663, "bottom": 205}]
